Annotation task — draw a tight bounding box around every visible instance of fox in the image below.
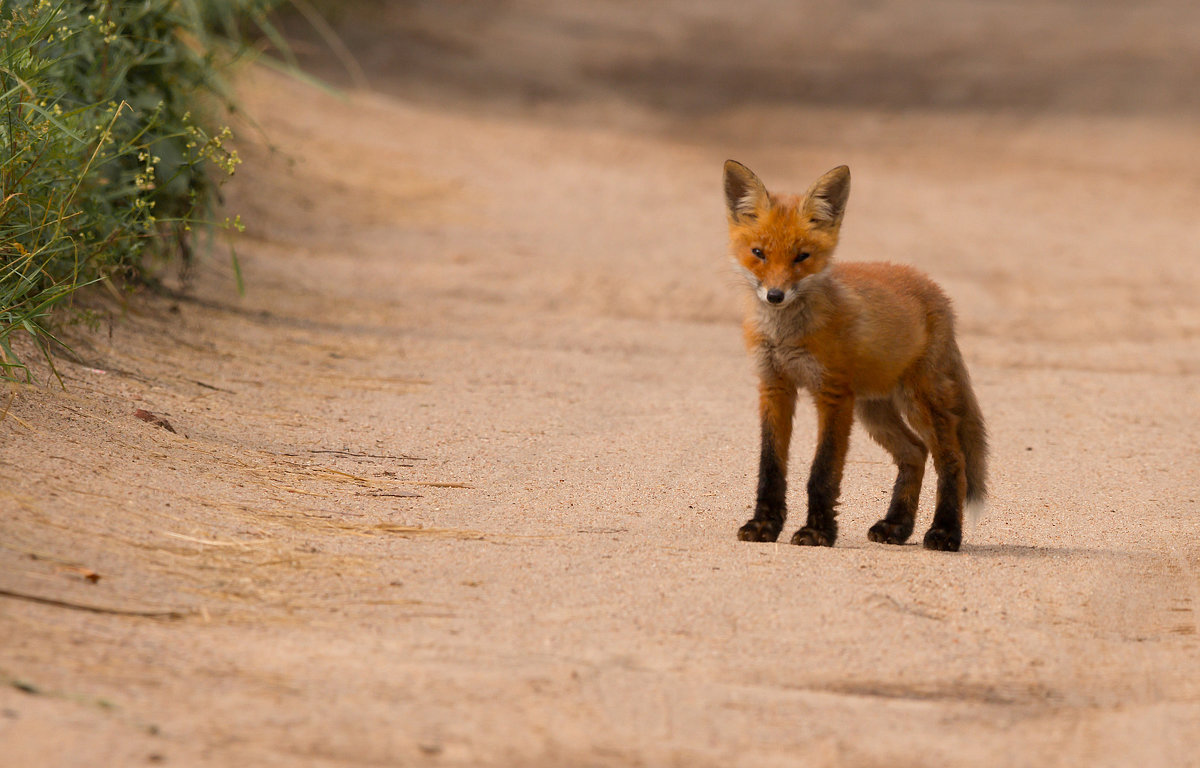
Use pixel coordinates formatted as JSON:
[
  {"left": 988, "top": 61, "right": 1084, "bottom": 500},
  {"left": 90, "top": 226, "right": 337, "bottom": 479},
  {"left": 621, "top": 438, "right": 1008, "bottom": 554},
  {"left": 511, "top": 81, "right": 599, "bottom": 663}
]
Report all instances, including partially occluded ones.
[{"left": 723, "top": 160, "right": 987, "bottom": 551}]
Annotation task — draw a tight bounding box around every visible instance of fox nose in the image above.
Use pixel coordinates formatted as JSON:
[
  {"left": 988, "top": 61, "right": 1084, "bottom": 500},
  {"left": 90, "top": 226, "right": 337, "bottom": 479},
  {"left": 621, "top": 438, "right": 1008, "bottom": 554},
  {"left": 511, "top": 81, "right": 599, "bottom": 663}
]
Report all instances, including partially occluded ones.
[{"left": 766, "top": 288, "right": 785, "bottom": 304}]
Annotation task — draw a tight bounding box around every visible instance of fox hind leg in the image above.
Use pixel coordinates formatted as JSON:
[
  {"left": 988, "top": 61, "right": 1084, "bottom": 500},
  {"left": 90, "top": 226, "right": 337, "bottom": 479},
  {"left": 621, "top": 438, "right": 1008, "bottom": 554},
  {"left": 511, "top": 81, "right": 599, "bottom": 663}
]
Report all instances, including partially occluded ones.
[
  {"left": 858, "top": 398, "right": 927, "bottom": 545},
  {"left": 906, "top": 391, "right": 967, "bottom": 552}
]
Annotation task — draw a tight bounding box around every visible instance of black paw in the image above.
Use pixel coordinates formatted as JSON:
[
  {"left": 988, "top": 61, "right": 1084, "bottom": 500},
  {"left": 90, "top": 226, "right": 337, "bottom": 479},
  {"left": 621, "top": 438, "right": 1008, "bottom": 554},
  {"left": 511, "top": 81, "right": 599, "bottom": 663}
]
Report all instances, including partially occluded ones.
[
  {"left": 922, "top": 527, "right": 961, "bottom": 552},
  {"left": 868, "top": 519, "right": 913, "bottom": 545},
  {"left": 738, "top": 518, "right": 782, "bottom": 542},
  {"left": 790, "top": 526, "right": 835, "bottom": 547}
]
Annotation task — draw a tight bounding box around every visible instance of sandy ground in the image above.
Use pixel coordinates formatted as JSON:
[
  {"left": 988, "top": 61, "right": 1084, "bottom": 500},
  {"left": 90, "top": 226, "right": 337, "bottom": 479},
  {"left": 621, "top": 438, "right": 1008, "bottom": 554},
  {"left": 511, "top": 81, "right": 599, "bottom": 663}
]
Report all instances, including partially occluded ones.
[{"left": 3, "top": 2, "right": 1200, "bottom": 765}]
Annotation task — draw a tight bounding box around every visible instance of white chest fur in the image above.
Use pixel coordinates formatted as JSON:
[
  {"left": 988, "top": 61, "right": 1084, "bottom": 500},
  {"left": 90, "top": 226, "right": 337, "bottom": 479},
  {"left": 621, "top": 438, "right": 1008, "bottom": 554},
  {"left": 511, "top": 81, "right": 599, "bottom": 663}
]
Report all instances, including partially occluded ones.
[
  {"left": 753, "top": 297, "right": 827, "bottom": 392},
  {"left": 772, "top": 344, "right": 825, "bottom": 391}
]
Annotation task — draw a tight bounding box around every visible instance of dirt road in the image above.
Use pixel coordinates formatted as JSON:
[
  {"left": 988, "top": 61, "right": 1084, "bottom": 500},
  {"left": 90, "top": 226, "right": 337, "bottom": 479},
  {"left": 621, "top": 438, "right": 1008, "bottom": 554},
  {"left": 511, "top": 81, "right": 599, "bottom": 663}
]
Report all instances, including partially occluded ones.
[{"left": 3, "top": 3, "right": 1200, "bottom": 765}]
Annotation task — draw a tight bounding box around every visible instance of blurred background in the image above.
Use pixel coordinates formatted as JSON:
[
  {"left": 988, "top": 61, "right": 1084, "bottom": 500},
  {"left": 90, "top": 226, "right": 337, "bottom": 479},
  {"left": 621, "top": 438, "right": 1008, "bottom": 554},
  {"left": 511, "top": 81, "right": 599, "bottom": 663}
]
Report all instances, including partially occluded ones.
[
  {"left": 254, "top": 0, "right": 1200, "bottom": 373},
  {"left": 283, "top": 0, "right": 1200, "bottom": 122}
]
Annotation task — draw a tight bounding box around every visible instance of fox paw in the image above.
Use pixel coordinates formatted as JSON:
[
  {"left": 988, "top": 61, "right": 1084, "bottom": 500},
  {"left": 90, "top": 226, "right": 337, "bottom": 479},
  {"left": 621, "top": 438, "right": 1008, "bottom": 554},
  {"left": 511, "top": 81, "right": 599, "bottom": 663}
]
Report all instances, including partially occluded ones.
[
  {"left": 922, "top": 527, "right": 961, "bottom": 552},
  {"left": 790, "top": 526, "right": 835, "bottom": 547},
  {"left": 738, "top": 518, "right": 782, "bottom": 543},
  {"left": 868, "top": 519, "right": 913, "bottom": 545}
]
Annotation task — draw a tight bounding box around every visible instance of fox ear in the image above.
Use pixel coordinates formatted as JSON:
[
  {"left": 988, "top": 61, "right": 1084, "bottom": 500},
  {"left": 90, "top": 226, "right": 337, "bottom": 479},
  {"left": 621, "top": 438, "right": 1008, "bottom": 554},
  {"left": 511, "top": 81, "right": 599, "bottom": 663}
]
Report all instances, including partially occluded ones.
[
  {"left": 724, "top": 160, "right": 769, "bottom": 223},
  {"left": 802, "top": 165, "right": 851, "bottom": 229}
]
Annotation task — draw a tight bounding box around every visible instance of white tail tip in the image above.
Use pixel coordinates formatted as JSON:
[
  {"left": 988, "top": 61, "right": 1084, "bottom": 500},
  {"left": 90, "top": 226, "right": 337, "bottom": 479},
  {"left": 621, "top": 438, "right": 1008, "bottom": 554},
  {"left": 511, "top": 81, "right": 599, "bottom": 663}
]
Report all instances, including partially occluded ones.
[{"left": 965, "top": 499, "right": 986, "bottom": 531}]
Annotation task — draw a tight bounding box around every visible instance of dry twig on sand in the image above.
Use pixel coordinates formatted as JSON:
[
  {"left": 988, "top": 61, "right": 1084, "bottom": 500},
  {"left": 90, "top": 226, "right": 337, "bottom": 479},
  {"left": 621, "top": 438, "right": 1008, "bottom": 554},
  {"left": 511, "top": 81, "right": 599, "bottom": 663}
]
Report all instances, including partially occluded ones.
[{"left": 0, "top": 588, "right": 186, "bottom": 619}]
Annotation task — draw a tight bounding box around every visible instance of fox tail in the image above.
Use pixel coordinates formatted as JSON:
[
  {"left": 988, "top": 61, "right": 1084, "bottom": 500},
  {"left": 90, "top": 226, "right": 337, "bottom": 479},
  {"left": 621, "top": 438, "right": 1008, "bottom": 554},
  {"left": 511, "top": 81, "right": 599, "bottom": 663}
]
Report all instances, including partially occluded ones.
[{"left": 952, "top": 346, "right": 989, "bottom": 528}]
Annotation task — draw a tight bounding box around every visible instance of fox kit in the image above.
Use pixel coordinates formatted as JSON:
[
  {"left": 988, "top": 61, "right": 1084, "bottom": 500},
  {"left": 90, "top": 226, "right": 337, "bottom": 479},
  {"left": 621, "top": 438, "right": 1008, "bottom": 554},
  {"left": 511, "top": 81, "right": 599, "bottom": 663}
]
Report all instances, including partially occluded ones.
[{"left": 724, "top": 160, "right": 987, "bottom": 551}]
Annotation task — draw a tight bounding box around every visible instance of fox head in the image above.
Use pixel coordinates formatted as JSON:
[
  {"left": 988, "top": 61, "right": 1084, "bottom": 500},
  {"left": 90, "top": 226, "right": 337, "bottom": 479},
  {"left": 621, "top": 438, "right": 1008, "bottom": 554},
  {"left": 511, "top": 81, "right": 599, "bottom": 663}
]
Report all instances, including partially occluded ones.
[{"left": 724, "top": 161, "right": 850, "bottom": 308}]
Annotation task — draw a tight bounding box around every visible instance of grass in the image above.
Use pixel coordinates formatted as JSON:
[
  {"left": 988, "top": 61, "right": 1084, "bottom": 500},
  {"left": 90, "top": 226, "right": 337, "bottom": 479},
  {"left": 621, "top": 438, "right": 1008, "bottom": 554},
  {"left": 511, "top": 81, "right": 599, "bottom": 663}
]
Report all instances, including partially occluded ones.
[{"left": 0, "top": 0, "right": 288, "bottom": 381}]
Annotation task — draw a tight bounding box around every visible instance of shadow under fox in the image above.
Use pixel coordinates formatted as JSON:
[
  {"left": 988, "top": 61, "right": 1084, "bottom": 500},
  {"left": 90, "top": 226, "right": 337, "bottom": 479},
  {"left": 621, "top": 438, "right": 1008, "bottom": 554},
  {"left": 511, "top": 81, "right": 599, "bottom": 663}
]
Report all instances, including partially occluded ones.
[{"left": 724, "top": 160, "right": 987, "bottom": 552}]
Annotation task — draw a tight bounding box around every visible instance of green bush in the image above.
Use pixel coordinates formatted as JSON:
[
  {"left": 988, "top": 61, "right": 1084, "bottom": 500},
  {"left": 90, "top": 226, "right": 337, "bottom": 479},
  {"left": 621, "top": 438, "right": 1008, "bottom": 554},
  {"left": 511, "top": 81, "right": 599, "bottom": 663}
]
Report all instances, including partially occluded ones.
[{"left": 0, "top": 0, "right": 280, "bottom": 380}]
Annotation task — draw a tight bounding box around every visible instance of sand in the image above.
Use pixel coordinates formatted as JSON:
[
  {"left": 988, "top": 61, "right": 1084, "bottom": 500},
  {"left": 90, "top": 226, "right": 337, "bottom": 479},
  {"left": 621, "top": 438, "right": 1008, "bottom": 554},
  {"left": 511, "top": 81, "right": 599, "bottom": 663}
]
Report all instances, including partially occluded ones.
[{"left": 2, "top": 2, "right": 1199, "bottom": 765}]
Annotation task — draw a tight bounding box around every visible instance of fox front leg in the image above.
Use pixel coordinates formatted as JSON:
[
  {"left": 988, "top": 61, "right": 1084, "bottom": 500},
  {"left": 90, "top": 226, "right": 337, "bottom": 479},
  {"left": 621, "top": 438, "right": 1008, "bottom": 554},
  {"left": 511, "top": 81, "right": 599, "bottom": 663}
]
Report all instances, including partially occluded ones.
[
  {"left": 791, "top": 388, "right": 854, "bottom": 547},
  {"left": 738, "top": 375, "right": 797, "bottom": 542}
]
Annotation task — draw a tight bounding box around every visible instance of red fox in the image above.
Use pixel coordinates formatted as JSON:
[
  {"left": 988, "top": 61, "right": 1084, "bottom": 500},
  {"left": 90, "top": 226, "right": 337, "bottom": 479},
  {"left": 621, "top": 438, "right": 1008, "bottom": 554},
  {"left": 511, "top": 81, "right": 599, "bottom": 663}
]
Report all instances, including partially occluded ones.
[{"left": 724, "top": 160, "right": 987, "bottom": 551}]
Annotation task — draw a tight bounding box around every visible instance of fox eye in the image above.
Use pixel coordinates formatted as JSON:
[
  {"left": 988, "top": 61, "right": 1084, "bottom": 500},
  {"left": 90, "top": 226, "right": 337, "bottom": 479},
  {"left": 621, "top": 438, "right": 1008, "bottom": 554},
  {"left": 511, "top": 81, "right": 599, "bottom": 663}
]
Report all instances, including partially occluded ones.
[
  {"left": 751, "top": 248, "right": 765, "bottom": 260},
  {"left": 794, "top": 251, "right": 811, "bottom": 263}
]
